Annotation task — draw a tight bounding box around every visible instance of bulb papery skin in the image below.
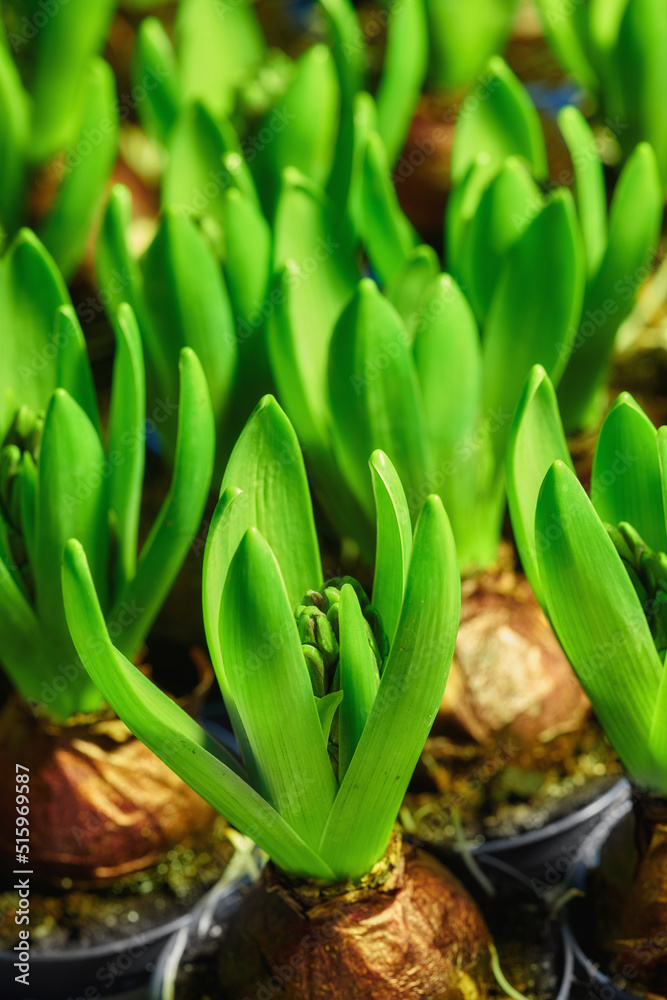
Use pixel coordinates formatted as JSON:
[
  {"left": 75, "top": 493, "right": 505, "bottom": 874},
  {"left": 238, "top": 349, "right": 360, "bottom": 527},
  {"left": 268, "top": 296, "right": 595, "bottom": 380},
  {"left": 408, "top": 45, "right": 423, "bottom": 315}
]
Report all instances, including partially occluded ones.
[
  {"left": 217, "top": 841, "right": 492, "bottom": 1000},
  {"left": 595, "top": 791, "right": 667, "bottom": 995},
  {"left": 438, "top": 568, "right": 590, "bottom": 750}
]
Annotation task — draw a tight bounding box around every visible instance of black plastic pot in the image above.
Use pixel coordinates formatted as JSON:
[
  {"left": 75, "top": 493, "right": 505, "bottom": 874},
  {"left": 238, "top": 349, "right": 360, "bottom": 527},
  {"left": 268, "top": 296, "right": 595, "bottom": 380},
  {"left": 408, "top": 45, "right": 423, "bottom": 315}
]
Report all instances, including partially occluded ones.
[
  {"left": 562, "top": 791, "right": 645, "bottom": 1000},
  {"left": 0, "top": 872, "right": 250, "bottom": 1000},
  {"left": 0, "top": 909, "right": 190, "bottom": 1000},
  {"left": 149, "top": 851, "right": 574, "bottom": 1000},
  {"left": 469, "top": 777, "right": 631, "bottom": 884}
]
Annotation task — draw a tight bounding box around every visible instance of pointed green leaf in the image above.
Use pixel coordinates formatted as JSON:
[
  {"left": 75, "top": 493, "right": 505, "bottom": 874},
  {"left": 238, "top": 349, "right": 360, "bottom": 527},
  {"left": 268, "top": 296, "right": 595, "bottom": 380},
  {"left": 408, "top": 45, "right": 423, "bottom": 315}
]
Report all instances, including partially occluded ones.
[
  {"left": 412, "top": 274, "right": 486, "bottom": 565},
  {"left": 0, "top": 41, "right": 28, "bottom": 235},
  {"left": 162, "top": 102, "right": 235, "bottom": 241},
  {"left": 319, "top": 495, "right": 459, "bottom": 878},
  {"left": 338, "top": 583, "right": 380, "bottom": 781},
  {"left": 328, "top": 279, "right": 430, "bottom": 524},
  {"left": 536, "top": 461, "right": 663, "bottom": 787},
  {"left": 558, "top": 142, "right": 663, "bottom": 432},
  {"left": 591, "top": 393, "right": 667, "bottom": 553},
  {"left": 39, "top": 58, "right": 119, "bottom": 281},
  {"left": 132, "top": 17, "right": 181, "bottom": 145},
  {"left": 450, "top": 56, "right": 548, "bottom": 185},
  {"left": 558, "top": 105, "right": 607, "bottom": 277},
  {"left": 345, "top": 90, "right": 378, "bottom": 237},
  {"left": 107, "top": 304, "right": 146, "bottom": 592},
  {"left": 360, "top": 131, "right": 417, "bottom": 286},
  {"left": 317, "top": 0, "right": 365, "bottom": 106},
  {"left": 143, "top": 209, "right": 238, "bottom": 461},
  {"left": 220, "top": 395, "right": 322, "bottom": 609},
  {"left": 384, "top": 244, "right": 440, "bottom": 343},
  {"left": 506, "top": 365, "right": 572, "bottom": 607},
  {"left": 35, "top": 389, "right": 108, "bottom": 654},
  {"left": 269, "top": 170, "right": 357, "bottom": 458},
  {"left": 220, "top": 529, "right": 338, "bottom": 847},
  {"left": 533, "top": 0, "right": 598, "bottom": 94},
  {"left": 111, "top": 348, "right": 214, "bottom": 658},
  {"left": 96, "top": 184, "right": 148, "bottom": 334},
  {"left": 202, "top": 487, "right": 259, "bottom": 788},
  {"left": 370, "top": 450, "right": 413, "bottom": 647},
  {"left": 0, "top": 230, "right": 70, "bottom": 440},
  {"left": 54, "top": 306, "right": 100, "bottom": 434},
  {"left": 252, "top": 45, "right": 339, "bottom": 214},
  {"left": 482, "top": 189, "right": 585, "bottom": 471},
  {"left": 376, "top": 0, "right": 428, "bottom": 165},
  {"left": 62, "top": 539, "right": 337, "bottom": 879},
  {"left": 26, "top": 0, "right": 116, "bottom": 161},
  {"left": 0, "top": 553, "right": 55, "bottom": 710},
  {"left": 456, "top": 156, "right": 543, "bottom": 325},
  {"left": 426, "top": 0, "right": 520, "bottom": 90},
  {"left": 316, "top": 690, "right": 344, "bottom": 745},
  {"left": 175, "top": 0, "right": 265, "bottom": 120}
]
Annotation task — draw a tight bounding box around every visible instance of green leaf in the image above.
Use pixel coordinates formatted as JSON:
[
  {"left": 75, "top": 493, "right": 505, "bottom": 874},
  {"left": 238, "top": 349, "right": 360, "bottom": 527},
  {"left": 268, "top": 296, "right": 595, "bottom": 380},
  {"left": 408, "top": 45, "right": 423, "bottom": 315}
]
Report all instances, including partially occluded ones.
[
  {"left": 252, "top": 45, "right": 339, "bottom": 214},
  {"left": 337, "top": 583, "right": 380, "bottom": 781},
  {"left": 221, "top": 186, "right": 272, "bottom": 437},
  {"left": 450, "top": 56, "right": 548, "bottom": 185},
  {"left": 62, "top": 539, "right": 337, "bottom": 879},
  {"left": 19, "top": 451, "right": 36, "bottom": 571},
  {"left": 142, "top": 209, "right": 238, "bottom": 463},
  {"left": 107, "top": 304, "right": 146, "bottom": 592},
  {"left": 220, "top": 528, "right": 338, "bottom": 848},
  {"left": 558, "top": 106, "right": 607, "bottom": 277},
  {"left": 39, "top": 58, "right": 119, "bottom": 281},
  {"left": 455, "top": 156, "right": 543, "bottom": 325},
  {"left": 482, "top": 189, "right": 585, "bottom": 473},
  {"left": 557, "top": 142, "right": 663, "bottom": 433},
  {"left": 319, "top": 495, "right": 460, "bottom": 878},
  {"left": 412, "top": 274, "right": 488, "bottom": 568},
  {"left": 658, "top": 426, "right": 667, "bottom": 537},
  {"left": 344, "top": 89, "right": 378, "bottom": 238},
  {"left": 220, "top": 395, "right": 322, "bottom": 608},
  {"left": 175, "top": 0, "right": 265, "bottom": 120},
  {"left": 328, "top": 279, "right": 430, "bottom": 525},
  {"left": 96, "top": 184, "right": 147, "bottom": 328},
  {"left": 25, "top": 0, "right": 116, "bottom": 161},
  {"left": 370, "top": 450, "right": 412, "bottom": 647},
  {"left": 162, "top": 102, "right": 235, "bottom": 241},
  {"left": 360, "top": 131, "right": 417, "bottom": 286},
  {"left": 316, "top": 690, "right": 344, "bottom": 745},
  {"left": 384, "top": 244, "right": 440, "bottom": 343},
  {"left": 536, "top": 461, "right": 663, "bottom": 788},
  {"left": 425, "top": 0, "right": 520, "bottom": 89},
  {"left": 202, "top": 487, "right": 260, "bottom": 789},
  {"left": 0, "top": 551, "right": 56, "bottom": 711},
  {"left": 54, "top": 306, "right": 100, "bottom": 435},
  {"left": 35, "top": 390, "right": 108, "bottom": 660},
  {"left": 132, "top": 16, "right": 181, "bottom": 145},
  {"left": 0, "top": 230, "right": 70, "bottom": 440},
  {"left": 269, "top": 170, "right": 357, "bottom": 458},
  {"left": 506, "top": 365, "right": 573, "bottom": 607},
  {"left": 0, "top": 41, "right": 28, "bottom": 236},
  {"left": 533, "top": 0, "right": 598, "bottom": 94},
  {"left": 317, "top": 0, "right": 365, "bottom": 106},
  {"left": 111, "top": 348, "right": 214, "bottom": 658},
  {"left": 376, "top": 0, "right": 428, "bottom": 165},
  {"left": 591, "top": 393, "right": 667, "bottom": 554}
]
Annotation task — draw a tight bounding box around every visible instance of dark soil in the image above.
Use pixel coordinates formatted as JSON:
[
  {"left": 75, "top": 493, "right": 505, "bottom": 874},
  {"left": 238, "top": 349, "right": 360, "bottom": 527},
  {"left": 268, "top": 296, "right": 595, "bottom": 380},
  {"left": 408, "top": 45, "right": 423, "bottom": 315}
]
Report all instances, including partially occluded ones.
[
  {"left": 403, "top": 717, "right": 622, "bottom": 846},
  {"left": 0, "top": 818, "right": 234, "bottom": 953}
]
